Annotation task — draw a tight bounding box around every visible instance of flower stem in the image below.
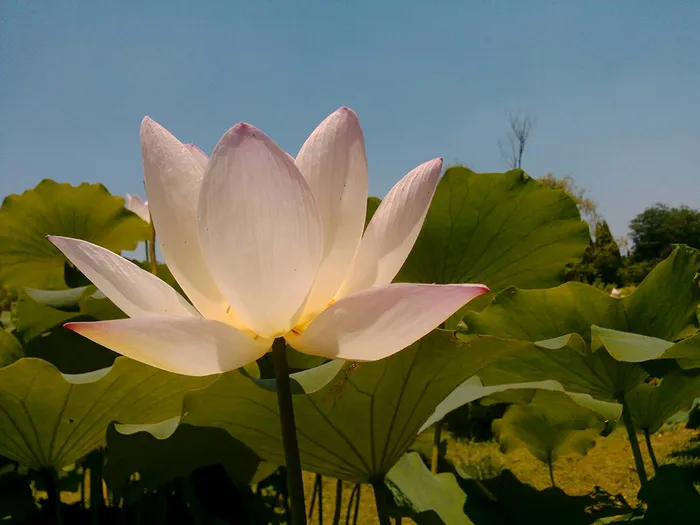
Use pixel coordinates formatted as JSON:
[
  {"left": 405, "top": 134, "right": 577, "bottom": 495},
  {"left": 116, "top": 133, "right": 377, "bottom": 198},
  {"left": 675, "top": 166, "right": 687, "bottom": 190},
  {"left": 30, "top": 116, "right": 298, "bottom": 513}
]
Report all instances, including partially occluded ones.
[
  {"left": 332, "top": 479, "right": 343, "bottom": 525},
  {"left": 148, "top": 221, "right": 157, "bottom": 275},
  {"left": 272, "top": 337, "right": 306, "bottom": 525},
  {"left": 345, "top": 484, "right": 360, "bottom": 525},
  {"left": 42, "top": 468, "right": 62, "bottom": 525},
  {"left": 371, "top": 479, "right": 392, "bottom": 525},
  {"left": 547, "top": 451, "right": 556, "bottom": 488},
  {"left": 644, "top": 428, "right": 659, "bottom": 473},
  {"left": 88, "top": 448, "right": 104, "bottom": 525},
  {"left": 431, "top": 421, "right": 443, "bottom": 474},
  {"left": 617, "top": 393, "right": 648, "bottom": 486}
]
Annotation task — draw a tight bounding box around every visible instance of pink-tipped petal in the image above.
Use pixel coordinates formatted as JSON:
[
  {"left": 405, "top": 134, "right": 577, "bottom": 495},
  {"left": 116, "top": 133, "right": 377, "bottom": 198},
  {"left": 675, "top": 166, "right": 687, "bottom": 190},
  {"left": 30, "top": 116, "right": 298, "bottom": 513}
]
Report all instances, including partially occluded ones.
[
  {"left": 198, "top": 123, "right": 323, "bottom": 338},
  {"left": 65, "top": 317, "right": 272, "bottom": 376},
  {"left": 48, "top": 236, "right": 198, "bottom": 318},
  {"left": 295, "top": 107, "right": 368, "bottom": 318},
  {"left": 141, "top": 118, "right": 231, "bottom": 322},
  {"left": 339, "top": 158, "right": 443, "bottom": 297},
  {"left": 286, "top": 282, "right": 489, "bottom": 361}
]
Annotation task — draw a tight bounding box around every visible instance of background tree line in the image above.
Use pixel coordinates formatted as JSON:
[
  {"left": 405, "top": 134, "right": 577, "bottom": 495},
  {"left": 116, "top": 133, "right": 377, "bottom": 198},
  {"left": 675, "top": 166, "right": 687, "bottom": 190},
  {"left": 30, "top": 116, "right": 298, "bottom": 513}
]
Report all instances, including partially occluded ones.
[{"left": 501, "top": 113, "right": 700, "bottom": 290}]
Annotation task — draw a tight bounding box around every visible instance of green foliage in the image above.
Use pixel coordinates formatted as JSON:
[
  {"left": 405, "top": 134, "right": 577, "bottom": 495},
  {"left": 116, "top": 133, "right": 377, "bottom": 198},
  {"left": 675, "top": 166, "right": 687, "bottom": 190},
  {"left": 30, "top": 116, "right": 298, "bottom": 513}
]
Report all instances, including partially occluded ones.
[
  {"left": 630, "top": 203, "right": 700, "bottom": 263},
  {"left": 104, "top": 417, "right": 274, "bottom": 501},
  {"left": 184, "top": 331, "right": 537, "bottom": 482},
  {"left": 0, "top": 180, "right": 150, "bottom": 290},
  {"left": 0, "top": 284, "right": 16, "bottom": 312},
  {"left": 398, "top": 167, "right": 590, "bottom": 290},
  {"left": 421, "top": 376, "right": 621, "bottom": 434},
  {"left": 384, "top": 452, "right": 474, "bottom": 524},
  {"left": 538, "top": 173, "right": 600, "bottom": 230},
  {"left": 566, "top": 221, "right": 625, "bottom": 287},
  {"left": 461, "top": 247, "right": 700, "bottom": 405},
  {"left": 626, "top": 370, "right": 700, "bottom": 434},
  {"left": 0, "top": 170, "right": 697, "bottom": 523},
  {"left": 465, "top": 245, "right": 700, "bottom": 344},
  {"left": 0, "top": 357, "right": 213, "bottom": 469},
  {"left": 0, "top": 330, "right": 23, "bottom": 367},
  {"left": 492, "top": 390, "right": 605, "bottom": 466}
]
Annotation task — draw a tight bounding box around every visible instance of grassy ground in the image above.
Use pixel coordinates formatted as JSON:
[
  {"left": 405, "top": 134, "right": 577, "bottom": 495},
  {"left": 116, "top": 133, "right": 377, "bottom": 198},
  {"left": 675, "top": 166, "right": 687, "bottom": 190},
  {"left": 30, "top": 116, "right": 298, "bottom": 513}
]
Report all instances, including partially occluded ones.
[{"left": 305, "top": 426, "right": 699, "bottom": 525}]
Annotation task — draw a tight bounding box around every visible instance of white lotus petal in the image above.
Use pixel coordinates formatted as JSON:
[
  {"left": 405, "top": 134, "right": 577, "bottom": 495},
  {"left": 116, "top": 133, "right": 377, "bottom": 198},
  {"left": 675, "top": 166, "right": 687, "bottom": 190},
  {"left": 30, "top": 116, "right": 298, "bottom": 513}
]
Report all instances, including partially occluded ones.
[
  {"left": 184, "top": 143, "right": 209, "bottom": 170},
  {"left": 295, "top": 107, "right": 368, "bottom": 319},
  {"left": 286, "top": 283, "right": 489, "bottom": 361},
  {"left": 339, "top": 158, "right": 443, "bottom": 297},
  {"left": 47, "top": 236, "right": 198, "bottom": 318},
  {"left": 66, "top": 317, "right": 272, "bottom": 376},
  {"left": 198, "top": 123, "right": 323, "bottom": 338},
  {"left": 141, "top": 117, "right": 231, "bottom": 322},
  {"left": 125, "top": 193, "right": 151, "bottom": 223}
]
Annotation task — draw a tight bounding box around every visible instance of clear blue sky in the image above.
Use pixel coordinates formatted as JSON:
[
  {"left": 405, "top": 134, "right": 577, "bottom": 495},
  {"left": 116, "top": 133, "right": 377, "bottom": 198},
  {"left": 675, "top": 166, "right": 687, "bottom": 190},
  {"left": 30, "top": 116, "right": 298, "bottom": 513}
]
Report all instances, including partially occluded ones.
[{"left": 2, "top": 1, "right": 698, "bottom": 242}]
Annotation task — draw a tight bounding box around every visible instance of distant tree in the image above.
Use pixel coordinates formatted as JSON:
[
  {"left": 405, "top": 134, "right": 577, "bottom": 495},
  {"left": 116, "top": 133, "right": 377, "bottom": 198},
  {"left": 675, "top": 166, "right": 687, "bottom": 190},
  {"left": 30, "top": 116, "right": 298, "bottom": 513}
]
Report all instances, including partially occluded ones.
[
  {"left": 566, "top": 221, "right": 624, "bottom": 287},
  {"left": 499, "top": 113, "right": 535, "bottom": 170},
  {"left": 629, "top": 204, "right": 700, "bottom": 262},
  {"left": 538, "top": 173, "right": 600, "bottom": 231}
]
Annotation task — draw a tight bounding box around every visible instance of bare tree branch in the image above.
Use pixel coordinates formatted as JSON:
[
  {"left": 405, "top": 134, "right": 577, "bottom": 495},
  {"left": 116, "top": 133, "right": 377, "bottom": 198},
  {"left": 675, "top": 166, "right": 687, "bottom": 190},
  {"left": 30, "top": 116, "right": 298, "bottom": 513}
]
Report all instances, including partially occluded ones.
[{"left": 499, "top": 113, "right": 535, "bottom": 169}]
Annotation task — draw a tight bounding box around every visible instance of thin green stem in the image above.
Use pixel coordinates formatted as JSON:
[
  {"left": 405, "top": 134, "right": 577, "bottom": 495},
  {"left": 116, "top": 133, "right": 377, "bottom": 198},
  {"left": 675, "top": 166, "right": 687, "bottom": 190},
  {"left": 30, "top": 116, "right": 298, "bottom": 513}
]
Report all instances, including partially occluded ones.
[
  {"left": 272, "top": 337, "right": 307, "bottom": 525},
  {"left": 617, "top": 393, "right": 648, "bottom": 486},
  {"left": 371, "top": 479, "right": 392, "bottom": 525},
  {"left": 89, "top": 449, "right": 104, "bottom": 525},
  {"left": 431, "top": 421, "right": 443, "bottom": 474},
  {"left": 352, "top": 485, "right": 360, "bottom": 525},
  {"left": 309, "top": 474, "right": 319, "bottom": 518},
  {"left": 42, "top": 468, "right": 62, "bottom": 525},
  {"left": 644, "top": 428, "right": 659, "bottom": 473},
  {"left": 144, "top": 239, "right": 150, "bottom": 263},
  {"left": 318, "top": 475, "right": 324, "bottom": 524},
  {"left": 547, "top": 452, "right": 556, "bottom": 488},
  {"left": 309, "top": 474, "right": 323, "bottom": 522},
  {"left": 148, "top": 222, "right": 157, "bottom": 275},
  {"left": 332, "top": 479, "right": 343, "bottom": 525},
  {"left": 345, "top": 484, "right": 359, "bottom": 525}
]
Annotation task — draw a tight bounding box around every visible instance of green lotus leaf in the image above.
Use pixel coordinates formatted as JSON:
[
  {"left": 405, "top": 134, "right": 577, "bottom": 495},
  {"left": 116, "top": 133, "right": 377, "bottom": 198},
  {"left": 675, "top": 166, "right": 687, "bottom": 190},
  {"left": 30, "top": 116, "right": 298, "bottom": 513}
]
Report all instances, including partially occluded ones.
[
  {"left": 0, "top": 331, "right": 23, "bottom": 368},
  {"left": 13, "top": 292, "right": 79, "bottom": 342},
  {"left": 626, "top": 370, "right": 700, "bottom": 434},
  {"left": 0, "top": 357, "right": 214, "bottom": 470},
  {"left": 492, "top": 390, "right": 607, "bottom": 466},
  {"left": 471, "top": 333, "right": 649, "bottom": 403},
  {"left": 397, "top": 167, "right": 589, "bottom": 291},
  {"left": 623, "top": 244, "right": 700, "bottom": 341},
  {"left": 591, "top": 326, "right": 675, "bottom": 362},
  {"left": 421, "top": 374, "right": 621, "bottom": 433},
  {"left": 464, "top": 283, "right": 622, "bottom": 343},
  {"left": 248, "top": 357, "right": 346, "bottom": 394},
  {"left": 465, "top": 246, "right": 700, "bottom": 344},
  {"left": 24, "top": 286, "right": 91, "bottom": 311},
  {"left": 0, "top": 180, "right": 150, "bottom": 290},
  {"left": 183, "top": 331, "right": 535, "bottom": 482},
  {"left": 384, "top": 451, "right": 474, "bottom": 525},
  {"left": 104, "top": 417, "right": 275, "bottom": 501}
]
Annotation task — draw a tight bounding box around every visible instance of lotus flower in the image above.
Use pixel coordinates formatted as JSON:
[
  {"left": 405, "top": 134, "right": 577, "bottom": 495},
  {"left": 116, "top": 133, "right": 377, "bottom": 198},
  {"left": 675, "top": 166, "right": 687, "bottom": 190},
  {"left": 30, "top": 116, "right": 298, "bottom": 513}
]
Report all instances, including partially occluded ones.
[
  {"left": 48, "top": 108, "right": 488, "bottom": 376},
  {"left": 125, "top": 193, "right": 151, "bottom": 223}
]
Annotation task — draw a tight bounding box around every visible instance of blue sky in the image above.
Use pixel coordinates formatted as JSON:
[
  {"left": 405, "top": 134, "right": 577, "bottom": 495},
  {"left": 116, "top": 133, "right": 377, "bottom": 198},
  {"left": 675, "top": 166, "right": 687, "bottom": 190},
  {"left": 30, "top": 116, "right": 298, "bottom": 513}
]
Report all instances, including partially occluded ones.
[{"left": 1, "top": 1, "right": 698, "bottom": 242}]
